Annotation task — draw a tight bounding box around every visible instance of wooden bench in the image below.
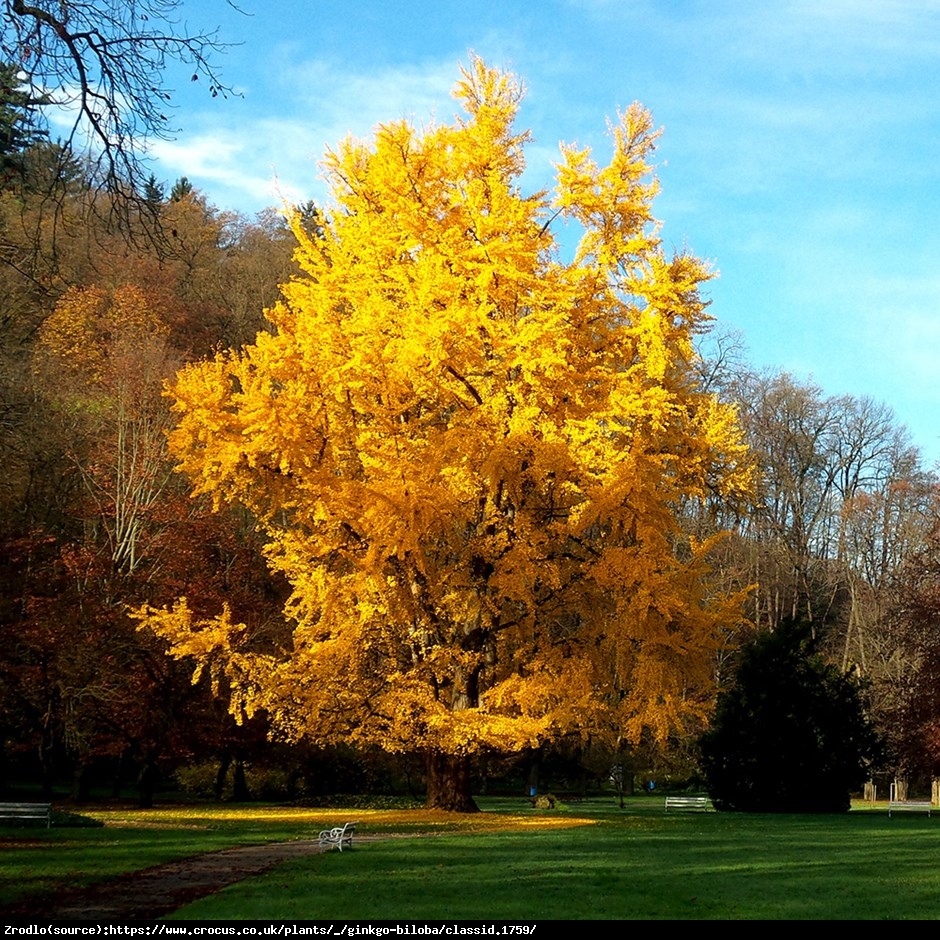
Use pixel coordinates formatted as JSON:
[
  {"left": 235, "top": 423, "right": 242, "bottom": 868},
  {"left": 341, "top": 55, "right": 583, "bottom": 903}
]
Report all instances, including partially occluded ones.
[
  {"left": 888, "top": 800, "right": 932, "bottom": 817},
  {"left": 318, "top": 821, "right": 357, "bottom": 851},
  {"left": 0, "top": 802, "right": 52, "bottom": 827},
  {"left": 664, "top": 795, "right": 710, "bottom": 813}
]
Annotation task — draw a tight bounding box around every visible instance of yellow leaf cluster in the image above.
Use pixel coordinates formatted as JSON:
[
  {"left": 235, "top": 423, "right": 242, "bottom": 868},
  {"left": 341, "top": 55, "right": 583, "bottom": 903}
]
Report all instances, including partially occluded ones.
[
  {"left": 139, "top": 58, "right": 751, "bottom": 760},
  {"left": 37, "top": 283, "right": 171, "bottom": 397}
]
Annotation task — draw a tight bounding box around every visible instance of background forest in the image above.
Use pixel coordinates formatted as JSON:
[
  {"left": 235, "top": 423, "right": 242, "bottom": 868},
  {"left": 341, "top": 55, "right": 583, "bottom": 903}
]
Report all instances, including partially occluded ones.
[{"left": 2, "top": 42, "right": 940, "bottom": 809}]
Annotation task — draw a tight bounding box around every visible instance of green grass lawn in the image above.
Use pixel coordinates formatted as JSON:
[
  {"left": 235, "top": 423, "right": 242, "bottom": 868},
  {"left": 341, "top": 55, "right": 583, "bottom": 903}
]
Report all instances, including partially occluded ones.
[
  {"left": 5, "top": 798, "right": 940, "bottom": 919},
  {"left": 169, "top": 800, "right": 940, "bottom": 920},
  {"left": 0, "top": 804, "right": 459, "bottom": 907}
]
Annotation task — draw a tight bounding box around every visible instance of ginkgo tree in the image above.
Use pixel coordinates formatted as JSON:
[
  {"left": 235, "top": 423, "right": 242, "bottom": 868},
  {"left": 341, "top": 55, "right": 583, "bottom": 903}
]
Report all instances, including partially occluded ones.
[{"left": 137, "top": 59, "right": 751, "bottom": 811}]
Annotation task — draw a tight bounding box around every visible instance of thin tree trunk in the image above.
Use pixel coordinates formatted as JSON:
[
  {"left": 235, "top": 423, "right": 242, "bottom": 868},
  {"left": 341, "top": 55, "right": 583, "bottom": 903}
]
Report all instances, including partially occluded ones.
[
  {"left": 138, "top": 761, "right": 158, "bottom": 808},
  {"left": 214, "top": 754, "right": 232, "bottom": 800},
  {"left": 232, "top": 758, "right": 251, "bottom": 802}
]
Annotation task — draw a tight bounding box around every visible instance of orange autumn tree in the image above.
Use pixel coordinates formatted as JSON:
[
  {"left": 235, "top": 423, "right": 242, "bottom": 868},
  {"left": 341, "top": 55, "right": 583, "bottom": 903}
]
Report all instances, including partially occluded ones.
[{"left": 137, "top": 60, "right": 751, "bottom": 811}]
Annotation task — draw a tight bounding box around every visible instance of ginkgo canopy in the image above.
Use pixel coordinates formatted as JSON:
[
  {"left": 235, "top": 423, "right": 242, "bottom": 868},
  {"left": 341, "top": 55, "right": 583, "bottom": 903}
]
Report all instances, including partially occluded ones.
[{"left": 138, "top": 59, "right": 751, "bottom": 811}]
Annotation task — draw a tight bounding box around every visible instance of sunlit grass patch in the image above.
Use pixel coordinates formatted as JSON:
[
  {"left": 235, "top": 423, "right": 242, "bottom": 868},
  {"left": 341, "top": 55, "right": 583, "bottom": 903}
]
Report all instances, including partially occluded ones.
[{"left": 83, "top": 803, "right": 596, "bottom": 834}]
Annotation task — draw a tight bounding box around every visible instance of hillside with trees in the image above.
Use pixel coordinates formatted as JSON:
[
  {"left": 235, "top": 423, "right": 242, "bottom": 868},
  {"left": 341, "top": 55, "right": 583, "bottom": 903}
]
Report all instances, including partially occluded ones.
[{"left": 2, "top": 38, "right": 939, "bottom": 810}]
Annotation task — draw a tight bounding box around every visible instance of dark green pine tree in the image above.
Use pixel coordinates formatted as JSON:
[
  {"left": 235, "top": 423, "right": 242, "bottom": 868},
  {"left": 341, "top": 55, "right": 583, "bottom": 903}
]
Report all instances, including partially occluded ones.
[
  {"left": 0, "top": 63, "right": 48, "bottom": 187},
  {"left": 169, "top": 176, "right": 194, "bottom": 202},
  {"left": 143, "top": 173, "right": 165, "bottom": 216},
  {"left": 700, "top": 620, "right": 882, "bottom": 812}
]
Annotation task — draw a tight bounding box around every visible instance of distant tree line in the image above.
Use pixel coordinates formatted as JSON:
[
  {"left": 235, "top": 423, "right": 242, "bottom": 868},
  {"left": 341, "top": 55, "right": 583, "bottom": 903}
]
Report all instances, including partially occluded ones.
[{"left": 1, "top": 54, "right": 940, "bottom": 809}]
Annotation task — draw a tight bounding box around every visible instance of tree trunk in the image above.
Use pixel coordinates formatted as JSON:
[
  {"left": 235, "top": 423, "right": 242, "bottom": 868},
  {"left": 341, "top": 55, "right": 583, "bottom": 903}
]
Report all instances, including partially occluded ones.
[
  {"left": 138, "top": 761, "right": 158, "bottom": 808},
  {"left": 232, "top": 758, "right": 251, "bottom": 801},
  {"left": 214, "top": 754, "right": 231, "bottom": 800},
  {"left": 39, "top": 728, "right": 55, "bottom": 800},
  {"left": 525, "top": 749, "right": 541, "bottom": 798},
  {"left": 426, "top": 751, "right": 478, "bottom": 812},
  {"left": 71, "top": 762, "right": 91, "bottom": 802},
  {"left": 111, "top": 751, "right": 129, "bottom": 798}
]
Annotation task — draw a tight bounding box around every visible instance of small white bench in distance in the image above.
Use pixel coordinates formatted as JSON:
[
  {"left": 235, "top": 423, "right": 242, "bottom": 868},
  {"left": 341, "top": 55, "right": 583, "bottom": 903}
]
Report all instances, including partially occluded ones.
[
  {"left": 664, "top": 796, "right": 711, "bottom": 813},
  {"left": 318, "top": 820, "right": 358, "bottom": 851}
]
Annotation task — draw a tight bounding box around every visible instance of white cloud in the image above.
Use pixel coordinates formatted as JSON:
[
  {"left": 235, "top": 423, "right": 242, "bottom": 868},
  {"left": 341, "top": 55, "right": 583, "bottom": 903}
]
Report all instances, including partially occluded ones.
[
  {"left": 284, "top": 58, "right": 460, "bottom": 134},
  {"left": 149, "top": 58, "right": 466, "bottom": 212},
  {"left": 149, "top": 124, "right": 320, "bottom": 208}
]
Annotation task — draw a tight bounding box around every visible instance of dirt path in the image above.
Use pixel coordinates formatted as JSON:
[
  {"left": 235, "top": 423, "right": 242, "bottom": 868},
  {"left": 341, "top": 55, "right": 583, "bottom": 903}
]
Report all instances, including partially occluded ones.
[{"left": 3, "top": 838, "right": 350, "bottom": 921}]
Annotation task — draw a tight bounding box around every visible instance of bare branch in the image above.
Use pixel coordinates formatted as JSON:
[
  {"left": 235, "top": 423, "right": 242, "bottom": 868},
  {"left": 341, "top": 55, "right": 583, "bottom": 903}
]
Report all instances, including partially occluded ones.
[{"left": 2, "top": 1, "right": 236, "bottom": 206}]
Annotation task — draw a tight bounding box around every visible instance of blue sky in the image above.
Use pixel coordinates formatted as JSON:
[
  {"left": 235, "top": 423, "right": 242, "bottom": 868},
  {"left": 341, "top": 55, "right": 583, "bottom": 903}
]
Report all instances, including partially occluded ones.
[{"left": 142, "top": 0, "right": 940, "bottom": 463}]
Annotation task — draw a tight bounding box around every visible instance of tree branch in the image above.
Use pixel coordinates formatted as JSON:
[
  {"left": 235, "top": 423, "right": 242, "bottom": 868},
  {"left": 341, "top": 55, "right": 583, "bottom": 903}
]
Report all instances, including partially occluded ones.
[{"left": 3, "top": 1, "right": 237, "bottom": 218}]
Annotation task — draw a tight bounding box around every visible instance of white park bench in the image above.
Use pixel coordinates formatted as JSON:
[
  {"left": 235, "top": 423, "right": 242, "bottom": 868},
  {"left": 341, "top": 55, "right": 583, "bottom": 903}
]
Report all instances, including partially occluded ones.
[
  {"left": 664, "top": 795, "right": 711, "bottom": 813},
  {"left": 888, "top": 800, "right": 932, "bottom": 817},
  {"left": 0, "top": 802, "right": 52, "bottom": 827},
  {"left": 318, "top": 820, "right": 358, "bottom": 851}
]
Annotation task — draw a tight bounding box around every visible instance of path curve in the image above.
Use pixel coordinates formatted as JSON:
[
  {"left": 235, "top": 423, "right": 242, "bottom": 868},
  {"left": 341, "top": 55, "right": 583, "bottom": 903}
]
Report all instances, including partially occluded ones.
[{"left": 3, "top": 837, "right": 365, "bottom": 921}]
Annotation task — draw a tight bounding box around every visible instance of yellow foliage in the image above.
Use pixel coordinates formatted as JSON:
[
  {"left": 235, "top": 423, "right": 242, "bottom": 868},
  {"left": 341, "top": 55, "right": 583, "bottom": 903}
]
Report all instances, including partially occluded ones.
[
  {"left": 137, "top": 59, "right": 751, "bottom": 762},
  {"left": 38, "top": 284, "right": 170, "bottom": 387}
]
